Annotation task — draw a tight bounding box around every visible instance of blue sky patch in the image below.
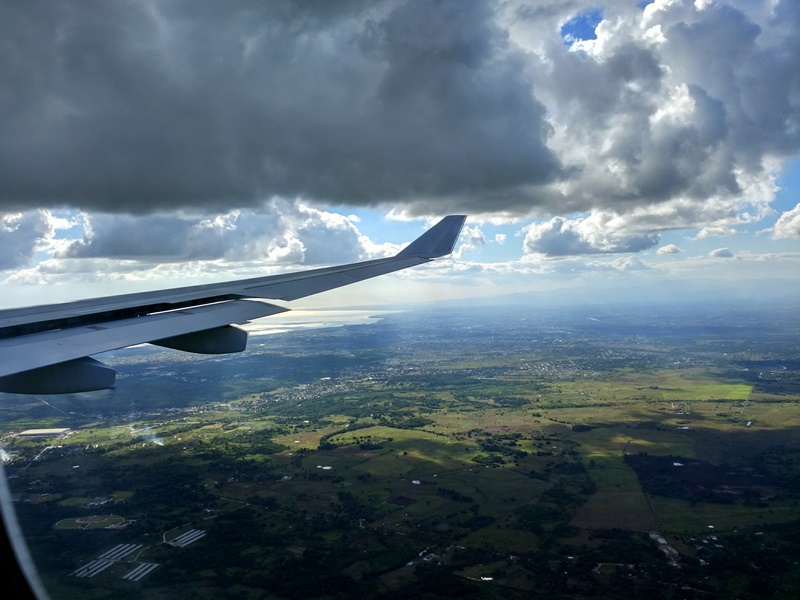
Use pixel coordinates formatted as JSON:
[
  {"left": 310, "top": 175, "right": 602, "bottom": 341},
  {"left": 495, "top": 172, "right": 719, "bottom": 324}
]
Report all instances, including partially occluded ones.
[{"left": 561, "top": 9, "right": 603, "bottom": 44}]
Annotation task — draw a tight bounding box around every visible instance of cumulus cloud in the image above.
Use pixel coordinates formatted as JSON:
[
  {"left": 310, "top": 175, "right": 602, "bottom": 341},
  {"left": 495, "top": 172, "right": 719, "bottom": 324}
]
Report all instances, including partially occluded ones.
[
  {"left": 523, "top": 213, "right": 659, "bottom": 256},
  {"left": 657, "top": 244, "right": 681, "bottom": 254},
  {"left": 453, "top": 225, "right": 486, "bottom": 258},
  {"left": 0, "top": 0, "right": 560, "bottom": 216},
  {"left": 513, "top": 0, "right": 798, "bottom": 231},
  {"left": 56, "top": 201, "right": 378, "bottom": 266},
  {"left": 606, "top": 256, "right": 651, "bottom": 271},
  {"left": 0, "top": 1, "right": 796, "bottom": 222},
  {"left": 709, "top": 247, "right": 734, "bottom": 258},
  {"left": 2, "top": 0, "right": 800, "bottom": 274},
  {"left": 0, "top": 210, "right": 56, "bottom": 270},
  {"left": 695, "top": 225, "right": 737, "bottom": 238},
  {"left": 772, "top": 202, "right": 800, "bottom": 239}
]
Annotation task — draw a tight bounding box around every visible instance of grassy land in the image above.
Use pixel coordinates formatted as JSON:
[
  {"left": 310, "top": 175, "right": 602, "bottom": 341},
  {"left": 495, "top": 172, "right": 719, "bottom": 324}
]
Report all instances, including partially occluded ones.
[{"left": 3, "top": 305, "right": 800, "bottom": 599}]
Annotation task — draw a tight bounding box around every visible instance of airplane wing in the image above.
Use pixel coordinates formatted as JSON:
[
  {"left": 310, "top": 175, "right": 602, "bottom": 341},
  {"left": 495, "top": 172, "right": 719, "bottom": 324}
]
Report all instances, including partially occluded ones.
[{"left": 0, "top": 215, "right": 466, "bottom": 394}]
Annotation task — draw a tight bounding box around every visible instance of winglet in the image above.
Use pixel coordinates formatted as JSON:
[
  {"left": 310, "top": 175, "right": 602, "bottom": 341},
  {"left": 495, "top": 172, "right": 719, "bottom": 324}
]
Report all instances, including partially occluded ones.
[{"left": 397, "top": 215, "right": 467, "bottom": 258}]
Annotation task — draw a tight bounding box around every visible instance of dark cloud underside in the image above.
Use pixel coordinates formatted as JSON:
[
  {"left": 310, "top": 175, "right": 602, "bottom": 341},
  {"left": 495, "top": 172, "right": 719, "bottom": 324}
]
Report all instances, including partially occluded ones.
[
  {"left": 0, "top": 0, "right": 798, "bottom": 227},
  {"left": 0, "top": 0, "right": 560, "bottom": 214}
]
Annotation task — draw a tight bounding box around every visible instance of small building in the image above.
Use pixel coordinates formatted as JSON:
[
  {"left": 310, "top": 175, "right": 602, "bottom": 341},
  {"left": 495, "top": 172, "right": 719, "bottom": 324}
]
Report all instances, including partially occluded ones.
[{"left": 18, "top": 428, "right": 71, "bottom": 437}]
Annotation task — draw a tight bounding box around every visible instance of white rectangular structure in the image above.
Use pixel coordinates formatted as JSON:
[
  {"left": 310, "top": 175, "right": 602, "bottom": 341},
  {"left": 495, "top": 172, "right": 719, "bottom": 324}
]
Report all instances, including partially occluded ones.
[
  {"left": 170, "top": 529, "right": 207, "bottom": 547},
  {"left": 123, "top": 563, "right": 159, "bottom": 582},
  {"left": 72, "top": 559, "right": 114, "bottom": 578}
]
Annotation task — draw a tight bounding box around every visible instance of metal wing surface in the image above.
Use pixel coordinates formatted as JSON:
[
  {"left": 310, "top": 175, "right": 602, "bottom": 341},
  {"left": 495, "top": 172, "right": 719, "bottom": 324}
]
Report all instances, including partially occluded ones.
[{"left": 0, "top": 215, "right": 466, "bottom": 393}]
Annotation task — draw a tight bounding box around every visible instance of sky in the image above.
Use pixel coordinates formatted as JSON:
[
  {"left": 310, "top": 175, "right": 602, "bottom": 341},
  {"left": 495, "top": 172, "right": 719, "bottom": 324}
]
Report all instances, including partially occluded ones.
[{"left": 1, "top": 0, "right": 799, "bottom": 311}]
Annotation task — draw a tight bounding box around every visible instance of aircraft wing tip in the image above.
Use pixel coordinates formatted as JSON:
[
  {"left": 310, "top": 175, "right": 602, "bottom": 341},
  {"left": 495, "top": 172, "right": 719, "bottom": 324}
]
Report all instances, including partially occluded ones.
[{"left": 397, "top": 215, "right": 467, "bottom": 259}]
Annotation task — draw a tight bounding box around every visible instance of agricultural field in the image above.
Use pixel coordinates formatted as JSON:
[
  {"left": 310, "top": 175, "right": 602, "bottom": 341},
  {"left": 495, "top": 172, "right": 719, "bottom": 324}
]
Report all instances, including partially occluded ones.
[{"left": 1, "top": 301, "right": 799, "bottom": 599}]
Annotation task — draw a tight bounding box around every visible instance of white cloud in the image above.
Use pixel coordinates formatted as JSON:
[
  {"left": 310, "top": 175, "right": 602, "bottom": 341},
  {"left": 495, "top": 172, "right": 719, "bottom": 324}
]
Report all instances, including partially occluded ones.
[
  {"left": 453, "top": 225, "right": 486, "bottom": 258},
  {"left": 55, "top": 201, "right": 373, "bottom": 266},
  {"left": 0, "top": 0, "right": 796, "bottom": 233},
  {"left": 657, "top": 243, "right": 681, "bottom": 254},
  {"left": 695, "top": 225, "right": 737, "bottom": 239},
  {"left": 709, "top": 247, "right": 734, "bottom": 258},
  {"left": 606, "top": 256, "right": 652, "bottom": 271},
  {"left": 523, "top": 212, "right": 659, "bottom": 256},
  {"left": 510, "top": 0, "right": 798, "bottom": 234},
  {"left": 772, "top": 202, "right": 800, "bottom": 239},
  {"left": 1, "top": 1, "right": 800, "bottom": 303}
]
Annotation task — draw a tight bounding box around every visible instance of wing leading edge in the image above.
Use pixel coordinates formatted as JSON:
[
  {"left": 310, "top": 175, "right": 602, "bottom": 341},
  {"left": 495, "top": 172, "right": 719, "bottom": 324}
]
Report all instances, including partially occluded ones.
[{"left": 0, "top": 215, "right": 466, "bottom": 394}]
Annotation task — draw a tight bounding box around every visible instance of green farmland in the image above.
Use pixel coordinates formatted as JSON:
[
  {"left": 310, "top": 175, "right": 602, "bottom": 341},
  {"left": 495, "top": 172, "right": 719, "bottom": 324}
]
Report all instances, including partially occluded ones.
[{"left": 2, "top": 303, "right": 800, "bottom": 599}]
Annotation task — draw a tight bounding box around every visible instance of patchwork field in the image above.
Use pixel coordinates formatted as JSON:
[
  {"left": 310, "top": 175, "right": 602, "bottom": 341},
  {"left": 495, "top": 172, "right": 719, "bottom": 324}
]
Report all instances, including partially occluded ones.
[{"left": 3, "top": 304, "right": 799, "bottom": 599}]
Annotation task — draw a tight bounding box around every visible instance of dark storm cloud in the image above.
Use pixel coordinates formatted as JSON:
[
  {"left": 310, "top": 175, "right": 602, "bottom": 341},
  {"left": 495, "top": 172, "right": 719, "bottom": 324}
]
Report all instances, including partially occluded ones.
[
  {"left": 0, "top": 0, "right": 560, "bottom": 215},
  {"left": 1, "top": 0, "right": 798, "bottom": 233},
  {"left": 59, "top": 214, "right": 193, "bottom": 259}
]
